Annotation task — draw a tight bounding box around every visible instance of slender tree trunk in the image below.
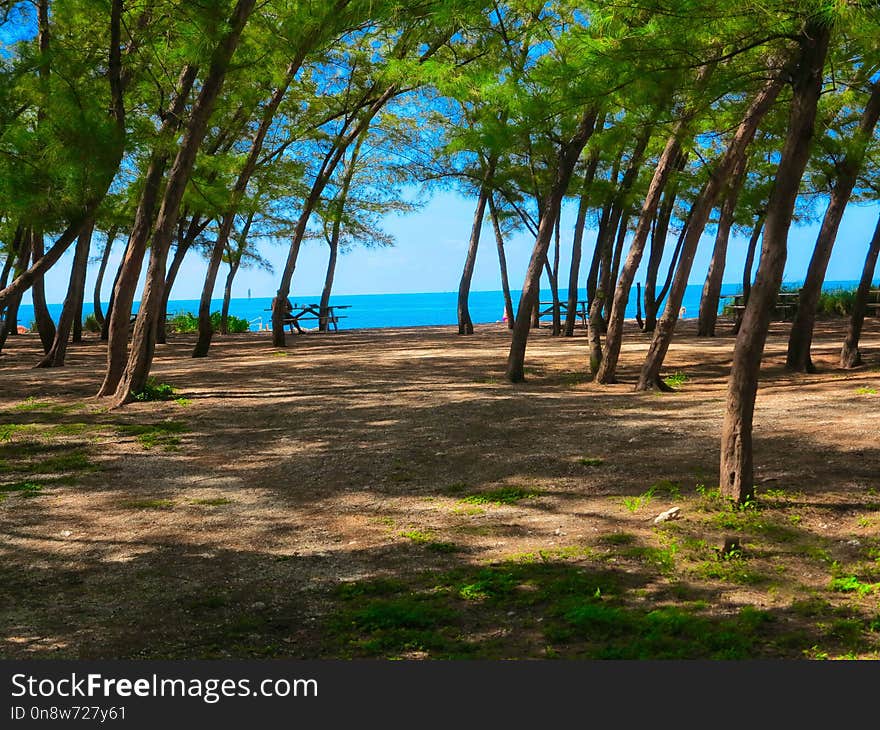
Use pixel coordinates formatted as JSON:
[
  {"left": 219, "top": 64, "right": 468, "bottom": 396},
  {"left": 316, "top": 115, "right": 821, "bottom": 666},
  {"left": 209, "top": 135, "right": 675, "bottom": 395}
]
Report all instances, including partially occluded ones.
[
  {"left": 159, "top": 215, "right": 208, "bottom": 344},
  {"left": 636, "top": 71, "right": 787, "bottom": 390},
  {"left": 0, "top": 228, "right": 26, "bottom": 352},
  {"left": 564, "top": 153, "right": 600, "bottom": 336},
  {"left": 720, "top": 23, "right": 829, "bottom": 503},
  {"left": 506, "top": 108, "right": 599, "bottom": 382},
  {"left": 588, "top": 126, "right": 653, "bottom": 372},
  {"left": 101, "top": 235, "right": 129, "bottom": 341},
  {"left": 92, "top": 226, "right": 117, "bottom": 325},
  {"left": 697, "top": 155, "right": 749, "bottom": 337},
  {"left": 98, "top": 64, "right": 198, "bottom": 396},
  {"left": 110, "top": 0, "right": 256, "bottom": 405},
  {"left": 841, "top": 214, "right": 880, "bottom": 368},
  {"left": 488, "top": 197, "right": 514, "bottom": 328},
  {"left": 596, "top": 130, "right": 682, "bottom": 383},
  {"left": 732, "top": 216, "right": 765, "bottom": 335},
  {"left": 604, "top": 214, "right": 630, "bottom": 324},
  {"left": 644, "top": 156, "right": 684, "bottom": 332},
  {"left": 787, "top": 82, "right": 880, "bottom": 371},
  {"left": 273, "top": 86, "right": 398, "bottom": 347},
  {"left": 71, "top": 222, "right": 93, "bottom": 343},
  {"left": 220, "top": 258, "right": 241, "bottom": 335},
  {"left": 30, "top": 231, "right": 56, "bottom": 353},
  {"left": 458, "top": 159, "right": 496, "bottom": 335},
  {"left": 37, "top": 220, "right": 93, "bottom": 367}
]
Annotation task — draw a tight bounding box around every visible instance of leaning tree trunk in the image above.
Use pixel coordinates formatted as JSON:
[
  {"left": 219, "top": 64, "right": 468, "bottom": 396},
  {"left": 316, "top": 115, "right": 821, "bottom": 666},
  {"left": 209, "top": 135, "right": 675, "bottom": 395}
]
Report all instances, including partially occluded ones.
[
  {"left": 720, "top": 22, "right": 829, "bottom": 504},
  {"left": 0, "top": 229, "right": 27, "bottom": 352},
  {"left": 840, "top": 213, "right": 880, "bottom": 368},
  {"left": 786, "top": 81, "right": 880, "bottom": 372},
  {"left": 595, "top": 131, "right": 683, "bottom": 383},
  {"left": 220, "top": 259, "right": 241, "bottom": 335},
  {"left": 564, "top": 152, "right": 600, "bottom": 336},
  {"left": 506, "top": 108, "right": 599, "bottom": 382},
  {"left": 110, "top": 0, "right": 256, "bottom": 406},
  {"left": 488, "top": 197, "right": 514, "bottom": 328},
  {"left": 159, "top": 214, "right": 208, "bottom": 344},
  {"left": 603, "top": 213, "right": 630, "bottom": 324},
  {"left": 29, "top": 230, "right": 57, "bottom": 353},
  {"left": 98, "top": 64, "right": 198, "bottom": 396},
  {"left": 643, "top": 156, "right": 685, "bottom": 332},
  {"left": 636, "top": 70, "right": 787, "bottom": 391},
  {"left": 588, "top": 125, "right": 653, "bottom": 374},
  {"left": 458, "top": 160, "right": 496, "bottom": 335},
  {"left": 697, "top": 155, "right": 749, "bottom": 337},
  {"left": 732, "top": 215, "right": 765, "bottom": 335},
  {"left": 37, "top": 220, "right": 93, "bottom": 367},
  {"left": 92, "top": 226, "right": 118, "bottom": 326}
]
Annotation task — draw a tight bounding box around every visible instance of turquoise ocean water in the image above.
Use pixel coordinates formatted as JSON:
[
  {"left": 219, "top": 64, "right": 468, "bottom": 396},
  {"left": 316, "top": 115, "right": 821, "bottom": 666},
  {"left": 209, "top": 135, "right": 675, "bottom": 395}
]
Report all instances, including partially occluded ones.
[{"left": 15, "top": 280, "right": 868, "bottom": 333}]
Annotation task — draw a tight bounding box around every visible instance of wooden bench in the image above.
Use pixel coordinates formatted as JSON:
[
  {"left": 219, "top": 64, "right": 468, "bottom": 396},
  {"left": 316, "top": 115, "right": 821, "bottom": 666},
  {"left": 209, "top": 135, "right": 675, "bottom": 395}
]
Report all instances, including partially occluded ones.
[{"left": 724, "top": 290, "right": 800, "bottom": 321}]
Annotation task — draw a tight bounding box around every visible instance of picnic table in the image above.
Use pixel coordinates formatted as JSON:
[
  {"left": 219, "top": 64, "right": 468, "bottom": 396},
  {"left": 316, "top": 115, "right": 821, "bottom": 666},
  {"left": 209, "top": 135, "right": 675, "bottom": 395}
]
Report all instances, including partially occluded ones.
[
  {"left": 266, "top": 303, "right": 351, "bottom": 333},
  {"left": 722, "top": 290, "right": 800, "bottom": 320},
  {"left": 538, "top": 300, "right": 588, "bottom": 328}
]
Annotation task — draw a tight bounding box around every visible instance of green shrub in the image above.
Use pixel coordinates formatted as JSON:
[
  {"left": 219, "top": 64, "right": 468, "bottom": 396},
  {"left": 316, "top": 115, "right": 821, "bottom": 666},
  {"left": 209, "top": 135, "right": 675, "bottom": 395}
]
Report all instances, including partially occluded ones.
[
  {"left": 132, "top": 378, "right": 177, "bottom": 402},
  {"left": 82, "top": 313, "right": 102, "bottom": 333},
  {"left": 816, "top": 289, "right": 856, "bottom": 317},
  {"left": 167, "top": 311, "right": 250, "bottom": 334}
]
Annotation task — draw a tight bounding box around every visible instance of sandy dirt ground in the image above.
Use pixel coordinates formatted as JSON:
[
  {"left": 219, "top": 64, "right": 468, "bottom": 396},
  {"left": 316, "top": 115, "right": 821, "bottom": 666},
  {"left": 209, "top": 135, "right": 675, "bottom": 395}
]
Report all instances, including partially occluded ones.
[{"left": 1, "top": 317, "right": 878, "bottom": 659}]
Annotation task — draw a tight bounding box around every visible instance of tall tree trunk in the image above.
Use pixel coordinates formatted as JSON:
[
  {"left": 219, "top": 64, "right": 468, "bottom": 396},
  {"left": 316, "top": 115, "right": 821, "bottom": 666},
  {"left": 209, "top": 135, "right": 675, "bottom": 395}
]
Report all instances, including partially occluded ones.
[
  {"left": 588, "top": 126, "right": 653, "bottom": 373},
  {"left": 0, "top": 228, "right": 26, "bottom": 352},
  {"left": 92, "top": 226, "right": 118, "bottom": 326},
  {"left": 30, "top": 231, "right": 56, "bottom": 354},
  {"left": 603, "top": 214, "right": 630, "bottom": 324},
  {"left": 110, "top": 0, "right": 256, "bottom": 405},
  {"left": 697, "top": 155, "right": 749, "bottom": 337},
  {"left": 595, "top": 130, "right": 682, "bottom": 383},
  {"left": 732, "top": 215, "right": 765, "bottom": 335},
  {"left": 488, "top": 196, "right": 514, "bottom": 328},
  {"left": 37, "top": 220, "right": 93, "bottom": 367},
  {"left": 220, "top": 259, "right": 241, "bottom": 335},
  {"left": 720, "top": 22, "right": 829, "bottom": 503},
  {"left": 840, "top": 214, "right": 880, "bottom": 368},
  {"left": 564, "top": 151, "right": 600, "bottom": 336},
  {"left": 636, "top": 70, "right": 787, "bottom": 390},
  {"left": 272, "top": 86, "right": 398, "bottom": 347},
  {"left": 644, "top": 157, "right": 684, "bottom": 332},
  {"left": 786, "top": 81, "right": 880, "bottom": 371},
  {"left": 158, "top": 214, "right": 209, "bottom": 344},
  {"left": 506, "top": 108, "right": 598, "bottom": 382},
  {"left": 98, "top": 64, "right": 198, "bottom": 396},
  {"left": 101, "top": 235, "right": 129, "bottom": 341},
  {"left": 458, "top": 159, "right": 496, "bottom": 335}
]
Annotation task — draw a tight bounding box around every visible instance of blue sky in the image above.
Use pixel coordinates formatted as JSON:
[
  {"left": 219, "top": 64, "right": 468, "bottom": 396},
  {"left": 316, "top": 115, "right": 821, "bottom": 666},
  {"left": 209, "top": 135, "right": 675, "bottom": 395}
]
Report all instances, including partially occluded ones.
[{"left": 29, "top": 191, "right": 880, "bottom": 306}]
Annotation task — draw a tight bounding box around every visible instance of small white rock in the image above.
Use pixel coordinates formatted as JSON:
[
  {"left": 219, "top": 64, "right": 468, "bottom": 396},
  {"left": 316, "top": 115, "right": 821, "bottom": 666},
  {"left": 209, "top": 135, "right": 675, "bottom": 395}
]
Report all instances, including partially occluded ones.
[
  {"left": 653, "top": 506, "right": 682, "bottom": 525},
  {"left": 60, "top": 530, "right": 72, "bottom": 538}
]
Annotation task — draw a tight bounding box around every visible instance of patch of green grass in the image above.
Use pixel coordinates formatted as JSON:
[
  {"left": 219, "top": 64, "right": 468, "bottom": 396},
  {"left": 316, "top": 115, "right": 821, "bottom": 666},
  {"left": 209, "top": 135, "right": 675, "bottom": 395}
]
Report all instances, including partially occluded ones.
[
  {"left": 578, "top": 457, "right": 604, "bottom": 467},
  {"left": 621, "top": 543, "right": 678, "bottom": 573},
  {"left": 426, "top": 541, "right": 461, "bottom": 554},
  {"left": 829, "top": 575, "right": 878, "bottom": 596},
  {"left": 174, "top": 397, "right": 192, "bottom": 407},
  {"left": 652, "top": 479, "right": 682, "bottom": 499},
  {"left": 191, "top": 498, "right": 233, "bottom": 506},
  {"left": 855, "top": 386, "right": 877, "bottom": 395},
  {"left": 10, "top": 397, "right": 85, "bottom": 414},
  {"left": 599, "top": 532, "right": 637, "bottom": 546},
  {"left": 271, "top": 351, "right": 289, "bottom": 357},
  {"left": 461, "top": 486, "right": 540, "bottom": 506},
  {"left": 0, "top": 480, "right": 43, "bottom": 497},
  {"left": 121, "top": 499, "right": 175, "bottom": 510},
  {"left": 117, "top": 421, "right": 188, "bottom": 450},
  {"left": 40, "top": 451, "right": 95, "bottom": 473},
  {"left": 621, "top": 487, "right": 655, "bottom": 513},
  {"left": 661, "top": 371, "right": 688, "bottom": 389},
  {"left": 132, "top": 379, "right": 178, "bottom": 402},
  {"left": 401, "top": 530, "right": 434, "bottom": 544}
]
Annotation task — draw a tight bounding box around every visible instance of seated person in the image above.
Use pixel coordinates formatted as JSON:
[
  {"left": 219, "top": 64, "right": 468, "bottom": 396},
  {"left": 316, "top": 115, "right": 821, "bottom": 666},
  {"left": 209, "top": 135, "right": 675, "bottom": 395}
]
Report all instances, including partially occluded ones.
[{"left": 271, "top": 296, "right": 294, "bottom": 318}]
